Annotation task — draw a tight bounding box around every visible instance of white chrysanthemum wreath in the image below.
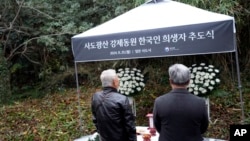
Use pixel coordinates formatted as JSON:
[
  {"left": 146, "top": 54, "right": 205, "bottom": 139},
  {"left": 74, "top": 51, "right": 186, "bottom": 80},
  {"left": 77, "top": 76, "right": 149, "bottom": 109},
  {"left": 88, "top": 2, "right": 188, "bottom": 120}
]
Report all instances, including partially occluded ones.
[
  {"left": 116, "top": 68, "right": 145, "bottom": 96},
  {"left": 188, "top": 63, "right": 220, "bottom": 96}
]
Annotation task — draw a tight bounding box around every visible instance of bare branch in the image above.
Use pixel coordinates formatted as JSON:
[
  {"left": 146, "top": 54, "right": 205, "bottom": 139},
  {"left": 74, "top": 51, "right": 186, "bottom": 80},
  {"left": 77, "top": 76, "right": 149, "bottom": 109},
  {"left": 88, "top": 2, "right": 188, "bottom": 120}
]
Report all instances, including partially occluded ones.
[
  {"left": 1, "top": 26, "right": 31, "bottom": 35},
  {"left": 3, "top": 0, "right": 25, "bottom": 54},
  {"left": 10, "top": 0, "right": 25, "bottom": 30},
  {"left": 21, "top": 53, "right": 41, "bottom": 65},
  {"left": 6, "top": 32, "right": 71, "bottom": 61},
  {"left": 22, "top": 5, "right": 54, "bottom": 19}
]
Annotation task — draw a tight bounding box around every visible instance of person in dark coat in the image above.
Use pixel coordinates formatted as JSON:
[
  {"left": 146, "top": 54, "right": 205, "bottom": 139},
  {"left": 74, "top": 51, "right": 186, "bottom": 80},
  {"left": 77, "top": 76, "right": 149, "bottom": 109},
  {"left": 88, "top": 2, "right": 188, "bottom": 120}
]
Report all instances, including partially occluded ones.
[
  {"left": 91, "top": 69, "right": 137, "bottom": 141},
  {"left": 153, "top": 64, "right": 209, "bottom": 141}
]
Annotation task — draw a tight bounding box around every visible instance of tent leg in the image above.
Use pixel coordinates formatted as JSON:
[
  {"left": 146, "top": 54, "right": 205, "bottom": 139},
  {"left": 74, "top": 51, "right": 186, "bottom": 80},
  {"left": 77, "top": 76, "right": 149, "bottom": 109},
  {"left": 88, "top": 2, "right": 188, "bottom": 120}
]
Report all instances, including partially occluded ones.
[
  {"left": 235, "top": 46, "right": 245, "bottom": 124},
  {"left": 75, "top": 62, "right": 84, "bottom": 132},
  {"left": 230, "top": 53, "right": 235, "bottom": 82}
]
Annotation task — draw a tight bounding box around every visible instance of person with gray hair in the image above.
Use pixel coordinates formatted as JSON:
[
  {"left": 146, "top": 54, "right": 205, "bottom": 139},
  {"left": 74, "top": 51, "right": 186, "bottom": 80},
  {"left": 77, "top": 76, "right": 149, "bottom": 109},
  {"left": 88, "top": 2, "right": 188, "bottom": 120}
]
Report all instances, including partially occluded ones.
[
  {"left": 168, "top": 63, "right": 190, "bottom": 85},
  {"left": 100, "top": 69, "right": 118, "bottom": 87},
  {"left": 91, "top": 69, "right": 137, "bottom": 141},
  {"left": 153, "top": 64, "right": 209, "bottom": 141}
]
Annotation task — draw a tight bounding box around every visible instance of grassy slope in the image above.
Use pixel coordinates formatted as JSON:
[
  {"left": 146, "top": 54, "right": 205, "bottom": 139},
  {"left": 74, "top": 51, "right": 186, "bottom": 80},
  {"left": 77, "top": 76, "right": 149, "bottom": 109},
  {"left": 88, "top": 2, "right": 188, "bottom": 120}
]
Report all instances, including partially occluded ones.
[
  {"left": 0, "top": 87, "right": 249, "bottom": 141},
  {"left": 0, "top": 88, "right": 96, "bottom": 141}
]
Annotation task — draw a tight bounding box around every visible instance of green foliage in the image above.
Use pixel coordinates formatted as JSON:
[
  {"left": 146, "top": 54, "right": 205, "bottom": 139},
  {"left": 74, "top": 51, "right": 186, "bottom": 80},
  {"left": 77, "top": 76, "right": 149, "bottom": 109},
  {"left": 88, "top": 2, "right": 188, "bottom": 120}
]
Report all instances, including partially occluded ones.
[
  {"left": 0, "top": 0, "right": 138, "bottom": 97},
  {"left": 134, "top": 0, "right": 147, "bottom": 7}
]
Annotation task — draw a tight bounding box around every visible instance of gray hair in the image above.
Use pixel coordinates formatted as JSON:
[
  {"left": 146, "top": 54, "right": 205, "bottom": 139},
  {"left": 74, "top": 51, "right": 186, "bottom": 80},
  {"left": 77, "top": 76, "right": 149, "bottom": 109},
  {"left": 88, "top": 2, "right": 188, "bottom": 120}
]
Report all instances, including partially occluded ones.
[
  {"left": 100, "top": 69, "right": 117, "bottom": 87},
  {"left": 168, "top": 64, "right": 190, "bottom": 85}
]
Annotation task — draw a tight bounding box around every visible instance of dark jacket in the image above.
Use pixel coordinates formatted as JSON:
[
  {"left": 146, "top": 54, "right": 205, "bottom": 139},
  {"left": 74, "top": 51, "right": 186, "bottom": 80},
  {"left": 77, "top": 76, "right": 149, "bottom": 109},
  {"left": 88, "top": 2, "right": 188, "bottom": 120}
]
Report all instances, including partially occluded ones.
[
  {"left": 153, "top": 88, "right": 209, "bottom": 141},
  {"left": 91, "top": 87, "right": 137, "bottom": 141}
]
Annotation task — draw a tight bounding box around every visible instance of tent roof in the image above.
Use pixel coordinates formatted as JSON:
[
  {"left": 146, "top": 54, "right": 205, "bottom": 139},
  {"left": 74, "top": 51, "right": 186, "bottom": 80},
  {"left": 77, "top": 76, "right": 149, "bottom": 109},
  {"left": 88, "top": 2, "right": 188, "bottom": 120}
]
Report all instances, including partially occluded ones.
[
  {"left": 73, "top": 0, "right": 234, "bottom": 38},
  {"left": 72, "top": 0, "right": 235, "bottom": 63}
]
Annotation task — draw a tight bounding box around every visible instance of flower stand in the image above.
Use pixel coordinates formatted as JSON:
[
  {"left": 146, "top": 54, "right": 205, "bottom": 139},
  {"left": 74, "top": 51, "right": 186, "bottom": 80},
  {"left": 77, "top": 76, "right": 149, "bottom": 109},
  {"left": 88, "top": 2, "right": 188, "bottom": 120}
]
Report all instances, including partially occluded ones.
[
  {"left": 128, "top": 96, "right": 136, "bottom": 116},
  {"left": 203, "top": 97, "right": 210, "bottom": 120}
]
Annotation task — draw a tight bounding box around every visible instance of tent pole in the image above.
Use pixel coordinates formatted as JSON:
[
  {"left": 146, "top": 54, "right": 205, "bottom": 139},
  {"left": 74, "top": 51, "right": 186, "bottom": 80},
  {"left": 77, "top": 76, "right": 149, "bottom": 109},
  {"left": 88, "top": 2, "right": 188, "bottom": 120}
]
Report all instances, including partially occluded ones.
[
  {"left": 230, "top": 53, "right": 235, "bottom": 82},
  {"left": 74, "top": 62, "right": 84, "bottom": 132},
  {"left": 234, "top": 40, "right": 245, "bottom": 124}
]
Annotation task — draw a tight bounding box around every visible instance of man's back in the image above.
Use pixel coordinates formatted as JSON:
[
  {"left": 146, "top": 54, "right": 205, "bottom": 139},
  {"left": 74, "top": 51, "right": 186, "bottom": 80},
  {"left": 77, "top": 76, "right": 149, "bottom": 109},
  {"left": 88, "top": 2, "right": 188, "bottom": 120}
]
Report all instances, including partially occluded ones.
[
  {"left": 153, "top": 88, "right": 209, "bottom": 141},
  {"left": 91, "top": 87, "right": 136, "bottom": 141}
]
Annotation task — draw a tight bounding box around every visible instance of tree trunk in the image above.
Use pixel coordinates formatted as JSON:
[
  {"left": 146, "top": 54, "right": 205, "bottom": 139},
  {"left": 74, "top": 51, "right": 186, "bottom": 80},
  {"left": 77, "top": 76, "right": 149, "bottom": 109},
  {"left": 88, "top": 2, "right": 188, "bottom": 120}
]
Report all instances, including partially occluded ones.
[{"left": 0, "top": 51, "right": 11, "bottom": 104}]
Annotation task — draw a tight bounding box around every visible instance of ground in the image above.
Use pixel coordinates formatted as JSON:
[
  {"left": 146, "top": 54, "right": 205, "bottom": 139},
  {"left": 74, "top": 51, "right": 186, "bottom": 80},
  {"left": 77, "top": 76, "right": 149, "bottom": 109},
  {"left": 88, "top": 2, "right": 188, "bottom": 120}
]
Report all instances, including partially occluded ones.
[{"left": 0, "top": 88, "right": 249, "bottom": 140}]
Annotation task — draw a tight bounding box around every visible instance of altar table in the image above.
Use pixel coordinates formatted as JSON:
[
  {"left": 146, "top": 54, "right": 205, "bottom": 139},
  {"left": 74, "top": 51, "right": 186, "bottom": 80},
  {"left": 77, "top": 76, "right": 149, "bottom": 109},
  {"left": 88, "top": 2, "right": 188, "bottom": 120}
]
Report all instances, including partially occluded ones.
[{"left": 74, "top": 126, "right": 226, "bottom": 141}]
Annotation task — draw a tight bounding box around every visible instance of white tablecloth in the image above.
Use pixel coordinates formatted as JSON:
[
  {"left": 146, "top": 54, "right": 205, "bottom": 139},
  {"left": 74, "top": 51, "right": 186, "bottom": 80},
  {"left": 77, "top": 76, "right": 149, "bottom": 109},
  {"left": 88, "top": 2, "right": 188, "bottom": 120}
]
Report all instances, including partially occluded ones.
[
  {"left": 136, "top": 126, "right": 159, "bottom": 141},
  {"left": 74, "top": 126, "right": 226, "bottom": 141}
]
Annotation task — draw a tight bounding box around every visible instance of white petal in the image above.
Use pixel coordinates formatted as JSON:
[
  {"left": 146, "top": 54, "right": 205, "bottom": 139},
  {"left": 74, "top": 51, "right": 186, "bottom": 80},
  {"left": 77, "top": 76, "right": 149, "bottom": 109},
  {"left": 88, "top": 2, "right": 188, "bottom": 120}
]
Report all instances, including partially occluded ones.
[
  {"left": 215, "top": 78, "right": 220, "bottom": 83},
  {"left": 200, "top": 63, "right": 206, "bottom": 66},
  {"left": 208, "top": 69, "right": 213, "bottom": 72},
  {"left": 139, "top": 82, "right": 145, "bottom": 87},
  {"left": 208, "top": 86, "right": 214, "bottom": 90},
  {"left": 209, "top": 65, "right": 214, "bottom": 68},
  {"left": 209, "top": 75, "right": 213, "bottom": 79},
  {"left": 203, "top": 83, "right": 209, "bottom": 87},
  {"left": 210, "top": 80, "right": 215, "bottom": 85},
  {"left": 200, "top": 77, "right": 204, "bottom": 81},
  {"left": 194, "top": 86, "right": 198, "bottom": 91},
  {"left": 202, "top": 89, "right": 207, "bottom": 94},
  {"left": 194, "top": 91, "right": 199, "bottom": 95},
  {"left": 136, "top": 87, "right": 141, "bottom": 91},
  {"left": 215, "top": 69, "right": 220, "bottom": 73},
  {"left": 188, "top": 88, "right": 193, "bottom": 92}
]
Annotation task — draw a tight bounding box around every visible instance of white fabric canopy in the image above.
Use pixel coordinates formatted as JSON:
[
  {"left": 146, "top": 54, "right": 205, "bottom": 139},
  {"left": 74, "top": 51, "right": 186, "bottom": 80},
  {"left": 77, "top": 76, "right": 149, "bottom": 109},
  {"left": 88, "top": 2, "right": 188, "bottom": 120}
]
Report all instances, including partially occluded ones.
[
  {"left": 74, "top": 0, "right": 235, "bottom": 38},
  {"left": 72, "top": 0, "right": 236, "bottom": 62}
]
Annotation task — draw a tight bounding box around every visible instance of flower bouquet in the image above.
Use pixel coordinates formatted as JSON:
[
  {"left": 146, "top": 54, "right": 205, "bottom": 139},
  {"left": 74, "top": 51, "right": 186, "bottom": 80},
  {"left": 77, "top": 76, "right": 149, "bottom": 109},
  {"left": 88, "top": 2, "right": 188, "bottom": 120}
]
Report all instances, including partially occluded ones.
[
  {"left": 116, "top": 68, "right": 145, "bottom": 96},
  {"left": 116, "top": 68, "right": 145, "bottom": 116},
  {"left": 188, "top": 63, "right": 220, "bottom": 96},
  {"left": 188, "top": 63, "right": 220, "bottom": 120}
]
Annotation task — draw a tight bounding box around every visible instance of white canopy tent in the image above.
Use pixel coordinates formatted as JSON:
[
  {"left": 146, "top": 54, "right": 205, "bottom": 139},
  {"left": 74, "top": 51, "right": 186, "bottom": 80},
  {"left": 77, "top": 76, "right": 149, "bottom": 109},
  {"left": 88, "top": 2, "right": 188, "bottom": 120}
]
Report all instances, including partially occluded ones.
[
  {"left": 74, "top": 0, "right": 234, "bottom": 38},
  {"left": 71, "top": 0, "right": 245, "bottom": 130}
]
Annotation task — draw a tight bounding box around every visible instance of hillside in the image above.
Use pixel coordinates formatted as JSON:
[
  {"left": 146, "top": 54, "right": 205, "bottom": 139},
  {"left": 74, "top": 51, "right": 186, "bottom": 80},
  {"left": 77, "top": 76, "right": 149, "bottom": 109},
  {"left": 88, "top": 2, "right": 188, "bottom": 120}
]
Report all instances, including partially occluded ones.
[{"left": 0, "top": 86, "right": 249, "bottom": 140}]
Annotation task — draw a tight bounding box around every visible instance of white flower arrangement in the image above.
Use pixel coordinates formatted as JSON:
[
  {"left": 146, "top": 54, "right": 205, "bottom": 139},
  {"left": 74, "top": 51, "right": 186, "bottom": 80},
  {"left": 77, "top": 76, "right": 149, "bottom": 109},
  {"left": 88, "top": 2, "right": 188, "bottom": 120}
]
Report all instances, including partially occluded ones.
[
  {"left": 188, "top": 63, "right": 220, "bottom": 96},
  {"left": 116, "top": 68, "right": 145, "bottom": 96}
]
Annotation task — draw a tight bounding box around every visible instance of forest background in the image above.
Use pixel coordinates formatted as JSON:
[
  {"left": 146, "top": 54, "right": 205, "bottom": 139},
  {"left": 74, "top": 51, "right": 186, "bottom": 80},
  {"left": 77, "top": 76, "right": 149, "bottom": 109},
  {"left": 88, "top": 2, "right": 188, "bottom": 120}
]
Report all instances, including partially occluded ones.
[{"left": 0, "top": 0, "right": 250, "bottom": 140}]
